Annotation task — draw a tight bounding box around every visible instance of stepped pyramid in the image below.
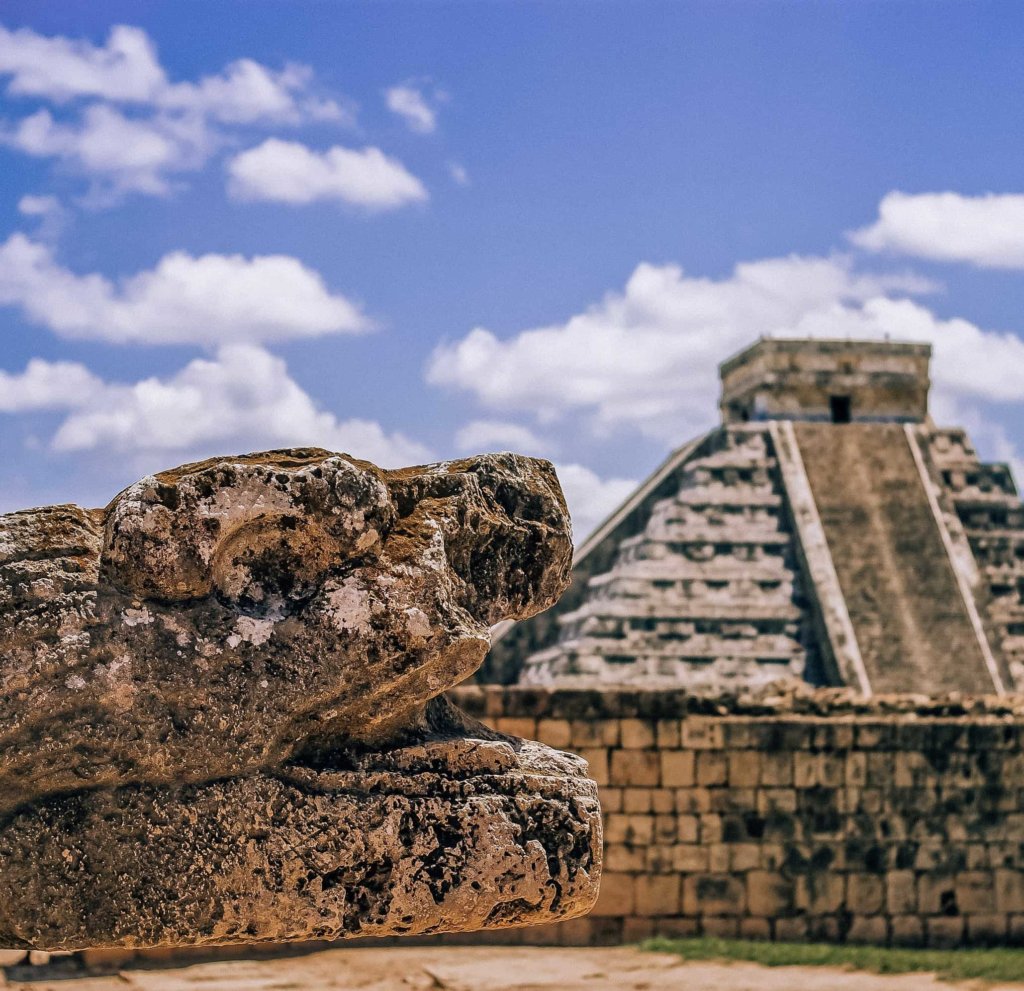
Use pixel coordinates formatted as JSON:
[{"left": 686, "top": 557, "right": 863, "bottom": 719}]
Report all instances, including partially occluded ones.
[{"left": 485, "top": 338, "right": 1024, "bottom": 695}]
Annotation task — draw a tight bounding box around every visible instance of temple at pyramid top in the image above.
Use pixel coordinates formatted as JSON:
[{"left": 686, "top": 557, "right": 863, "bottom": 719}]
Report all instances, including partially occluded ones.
[
  {"left": 484, "top": 337, "right": 1023, "bottom": 697},
  {"left": 719, "top": 337, "right": 931, "bottom": 425}
]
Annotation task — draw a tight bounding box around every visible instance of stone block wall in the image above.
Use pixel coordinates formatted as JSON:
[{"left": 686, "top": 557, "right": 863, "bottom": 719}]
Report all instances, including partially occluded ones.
[
  {"left": 453, "top": 686, "right": 1024, "bottom": 948},
  {"left": 65, "top": 685, "right": 1024, "bottom": 970}
]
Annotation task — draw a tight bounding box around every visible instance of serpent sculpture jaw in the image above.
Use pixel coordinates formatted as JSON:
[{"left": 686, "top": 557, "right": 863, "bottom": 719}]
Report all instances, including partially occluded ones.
[{"left": 0, "top": 449, "right": 601, "bottom": 949}]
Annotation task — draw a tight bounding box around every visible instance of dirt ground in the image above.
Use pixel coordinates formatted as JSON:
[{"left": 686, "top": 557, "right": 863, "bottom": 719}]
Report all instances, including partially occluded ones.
[{"left": 5, "top": 946, "right": 1024, "bottom": 991}]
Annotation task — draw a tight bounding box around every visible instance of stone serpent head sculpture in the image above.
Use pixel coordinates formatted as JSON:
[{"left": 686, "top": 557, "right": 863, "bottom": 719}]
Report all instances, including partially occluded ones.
[{"left": 0, "top": 449, "right": 601, "bottom": 949}]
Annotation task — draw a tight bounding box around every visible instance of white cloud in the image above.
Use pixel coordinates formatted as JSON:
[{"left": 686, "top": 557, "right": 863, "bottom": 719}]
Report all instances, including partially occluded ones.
[
  {"left": 0, "top": 22, "right": 345, "bottom": 124},
  {"left": 160, "top": 59, "right": 344, "bottom": 125},
  {"left": 850, "top": 191, "right": 1024, "bottom": 269},
  {"left": 52, "top": 346, "right": 430, "bottom": 466},
  {"left": 0, "top": 23, "right": 164, "bottom": 103},
  {"left": 555, "top": 463, "right": 637, "bottom": 543},
  {"left": 385, "top": 84, "right": 438, "bottom": 134},
  {"left": 0, "top": 233, "right": 367, "bottom": 345},
  {"left": 448, "top": 161, "right": 470, "bottom": 186},
  {"left": 0, "top": 346, "right": 429, "bottom": 467},
  {"left": 17, "top": 192, "right": 66, "bottom": 239},
  {"left": 454, "top": 419, "right": 552, "bottom": 456},
  {"left": 428, "top": 254, "right": 939, "bottom": 443},
  {"left": 0, "top": 22, "right": 348, "bottom": 203},
  {"left": 17, "top": 194, "right": 62, "bottom": 217},
  {"left": 3, "top": 105, "right": 215, "bottom": 198},
  {"left": 0, "top": 358, "right": 104, "bottom": 411},
  {"left": 227, "top": 138, "right": 427, "bottom": 210}
]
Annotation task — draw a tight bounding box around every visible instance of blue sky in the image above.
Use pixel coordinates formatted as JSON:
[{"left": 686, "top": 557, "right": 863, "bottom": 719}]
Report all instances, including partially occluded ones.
[{"left": 3, "top": 3, "right": 1024, "bottom": 538}]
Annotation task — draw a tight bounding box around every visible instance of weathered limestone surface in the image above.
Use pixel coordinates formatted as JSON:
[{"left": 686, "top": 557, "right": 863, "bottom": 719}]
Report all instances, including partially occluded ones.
[{"left": 0, "top": 449, "right": 601, "bottom": 949}]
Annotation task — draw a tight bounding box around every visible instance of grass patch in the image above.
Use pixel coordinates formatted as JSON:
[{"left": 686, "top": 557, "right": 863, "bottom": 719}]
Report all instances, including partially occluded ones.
[{"left": 641, "top": 936, "right": 1024, "bottom": 983}]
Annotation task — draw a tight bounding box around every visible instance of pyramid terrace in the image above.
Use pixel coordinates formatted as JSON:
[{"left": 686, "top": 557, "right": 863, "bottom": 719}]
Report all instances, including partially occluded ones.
[{"left": 486, "top": 337, "right": 1024, "bottom": 696}]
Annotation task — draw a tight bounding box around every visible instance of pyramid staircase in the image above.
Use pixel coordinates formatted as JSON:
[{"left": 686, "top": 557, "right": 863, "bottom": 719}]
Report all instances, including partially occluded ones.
[
  {"left": 793, "top": 422, "right": 1000, "bottom": 694},
  {"left": 520, "top": 427, "right": 823, "bottom": 687}
]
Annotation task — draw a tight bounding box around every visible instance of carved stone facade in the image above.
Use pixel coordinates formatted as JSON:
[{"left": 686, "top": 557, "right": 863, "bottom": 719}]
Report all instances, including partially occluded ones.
[{"left": 488, "top": 338, "right": 1023, "bottom": 695}]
